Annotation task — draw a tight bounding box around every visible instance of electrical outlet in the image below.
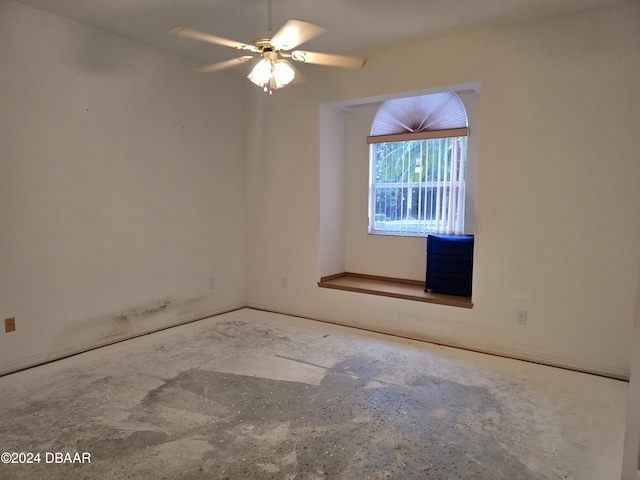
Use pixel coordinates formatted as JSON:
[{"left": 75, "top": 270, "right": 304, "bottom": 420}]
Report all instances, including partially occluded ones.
[
  {"left": 516, "top": 310, "right": 528, "bottom": 325},
  {"left": 5, "top": 317, "right": 16, "bottom": 333},
  {"left": 281, "top": 277, "right": 288, "bottom": 288},
  {"left": 209, "top": 278, "right": 215, "bottom": 290}
]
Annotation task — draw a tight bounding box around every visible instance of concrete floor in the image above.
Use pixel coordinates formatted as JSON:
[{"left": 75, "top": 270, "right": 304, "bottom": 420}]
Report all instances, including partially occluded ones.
[{"left": 0, "top": 308, "right": 628, "bottom": 479}]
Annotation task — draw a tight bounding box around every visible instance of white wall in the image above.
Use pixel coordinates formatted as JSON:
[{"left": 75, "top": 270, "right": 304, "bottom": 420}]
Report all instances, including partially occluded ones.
[
  {"left": 245, "top": 3, "right": 640, "bottom": 379},
  {"left": 0, "top": 2, "right": 246, "bottom": 375},
  {"left": 319, "top": 104, "right": 347, "bottom": 278},
  {"left": 622, "top": 260, "right": 640, "bottom": 479}
]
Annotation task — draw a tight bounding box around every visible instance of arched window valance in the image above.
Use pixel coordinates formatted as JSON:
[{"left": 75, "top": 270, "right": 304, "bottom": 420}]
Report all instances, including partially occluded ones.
[{"left": 368, "top": 92, "right": 468, "bottom": 143}]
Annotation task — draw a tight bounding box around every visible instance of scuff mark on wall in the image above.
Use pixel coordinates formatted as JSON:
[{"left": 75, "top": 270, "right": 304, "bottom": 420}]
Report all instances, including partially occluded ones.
[
  {"left": 51, "top": 297, "right": 195, "bottom": 355},
  {"left": 110, "top": 300, "right": 173, "bottom": 336},
  {"left": 114, "top": 300, "right": 172, "bottom": 326},
  {"left": 0, "top": 295, "right": 243, "bottom": 377}
]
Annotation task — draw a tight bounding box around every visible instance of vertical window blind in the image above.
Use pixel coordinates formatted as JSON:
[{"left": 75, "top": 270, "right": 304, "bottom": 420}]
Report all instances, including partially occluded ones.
[{"left": 369, "top": 134, "right": 467, "bottom": 236}]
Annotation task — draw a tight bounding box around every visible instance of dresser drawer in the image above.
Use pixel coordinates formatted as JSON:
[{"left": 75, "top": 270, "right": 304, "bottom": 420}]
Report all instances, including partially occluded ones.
[
  {"left": 427, "top": 234, "right": 474, "bottom": 256},
  {"left": 427, "top": 254, "right": 472, "bottom": 275},
  {"left": 426, "top": 272, "right": 472, "bottom": 297}
]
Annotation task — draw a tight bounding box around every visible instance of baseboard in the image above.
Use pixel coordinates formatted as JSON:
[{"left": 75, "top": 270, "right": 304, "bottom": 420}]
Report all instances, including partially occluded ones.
[
  {"left": 438, "top": 334, "right": 629, "bottom": 381},
  {"left": 0, "top": 303, "right": 246, "bottom": 377},
  {"left": 245, "top": 302, "right": 630, "bottom": 381},
  {"left": 3, "top": 301, "right": 629, "bottom": 381}
]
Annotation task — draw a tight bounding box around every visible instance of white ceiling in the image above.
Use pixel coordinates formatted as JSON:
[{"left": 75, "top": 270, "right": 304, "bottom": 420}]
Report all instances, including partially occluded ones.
[{"left": 15, "top": 0, "right": 628, "bottom": 69}]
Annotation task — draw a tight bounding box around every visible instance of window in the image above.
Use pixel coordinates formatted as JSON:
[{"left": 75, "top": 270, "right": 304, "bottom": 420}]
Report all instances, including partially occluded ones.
[{"left": 367, "top": 93, "right": 469, "bottom": 237}]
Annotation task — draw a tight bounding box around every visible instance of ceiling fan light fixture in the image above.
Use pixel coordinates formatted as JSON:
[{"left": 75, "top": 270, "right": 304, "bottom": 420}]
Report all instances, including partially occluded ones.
[{"left": 247, "top": 58, "right": 295, "bottom": 94}]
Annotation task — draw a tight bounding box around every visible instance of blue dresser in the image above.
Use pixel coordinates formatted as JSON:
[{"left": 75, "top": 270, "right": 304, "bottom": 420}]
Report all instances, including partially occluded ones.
[{"left": 425, "top": 234, "right": 474, "bottom": 297}]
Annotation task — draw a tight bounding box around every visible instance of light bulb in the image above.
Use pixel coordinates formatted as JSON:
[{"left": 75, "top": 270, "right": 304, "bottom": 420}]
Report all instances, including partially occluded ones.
[
  {"left": 272, "top": 61, "right": 295, "bottom": 88},
  {"left": 248, "top": 59, "right": 272, "bottom": 87}
]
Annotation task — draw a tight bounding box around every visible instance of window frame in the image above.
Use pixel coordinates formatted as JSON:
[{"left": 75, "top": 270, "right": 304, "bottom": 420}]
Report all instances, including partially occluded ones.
[{"left": 367, "top": 128, "right": 469, "bottom": 238}]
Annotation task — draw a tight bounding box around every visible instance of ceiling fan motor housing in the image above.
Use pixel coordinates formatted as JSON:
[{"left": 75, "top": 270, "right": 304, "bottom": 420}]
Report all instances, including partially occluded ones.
[{"left": 263, "top": 49, "right": 278, "bottom": 60}]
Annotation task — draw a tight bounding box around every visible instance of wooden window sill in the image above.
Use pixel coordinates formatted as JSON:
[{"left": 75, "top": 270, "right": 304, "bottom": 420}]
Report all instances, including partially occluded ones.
[{"left": 318, "top": 272, "right": 473, "bottom": 309}]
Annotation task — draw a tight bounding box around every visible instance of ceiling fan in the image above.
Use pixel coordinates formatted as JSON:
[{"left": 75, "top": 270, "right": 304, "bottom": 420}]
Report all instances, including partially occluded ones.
[{"left": 170, "top": 2, "right": 367, "bottom": 94}]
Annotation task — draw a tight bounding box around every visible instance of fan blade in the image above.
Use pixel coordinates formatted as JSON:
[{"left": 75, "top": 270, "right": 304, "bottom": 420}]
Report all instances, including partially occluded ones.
[
  {"left": 170, "top": 28, "right": 259, "bottom": 52},
  {"left": 270, "top": 19, "right": 325, "bottom": 50},
  {"left": 197, "top": 56, "right": 254, "bottom": 73},
  {"left": 291, "top": 50, "right": 367, "bottom": 69}
]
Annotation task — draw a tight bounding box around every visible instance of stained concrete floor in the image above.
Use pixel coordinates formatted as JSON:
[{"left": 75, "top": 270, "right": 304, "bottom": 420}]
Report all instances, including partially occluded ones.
[{"left": 0, "top": 308, "right": 628, "bottom": 479}]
